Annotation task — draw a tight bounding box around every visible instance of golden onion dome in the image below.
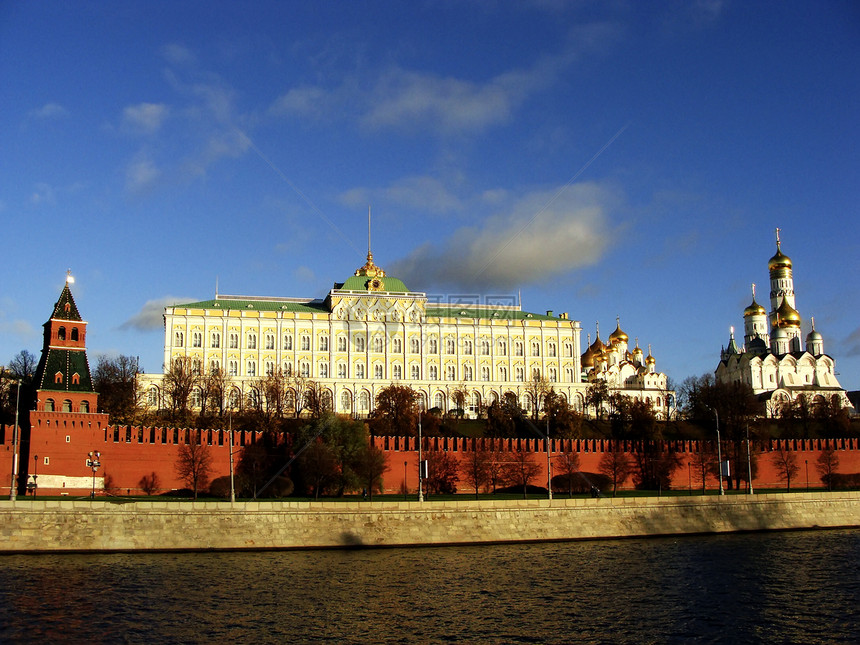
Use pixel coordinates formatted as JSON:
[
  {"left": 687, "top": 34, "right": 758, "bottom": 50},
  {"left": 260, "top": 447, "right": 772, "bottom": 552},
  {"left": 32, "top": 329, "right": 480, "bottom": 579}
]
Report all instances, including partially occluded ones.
[
  {"left": 775, "top": 298, "right": 801, "bottom": 327},
  {"left": 589, "top": 335, "right": 605, "bottom": 353},
  {"left": 646, "top": 353, "right": 656, "bottom": 365},
  {"left": 581, "top": 345, "right": 595, "bottom": 368},
  {"left": 768, "top": 247, "right": 792, "bottom": 272},
  {"left": 608, "top": 321, "right": 629, "bottom": 345},
  {"left": 743, "top": 298, "right": 767, "bottom": 318}
]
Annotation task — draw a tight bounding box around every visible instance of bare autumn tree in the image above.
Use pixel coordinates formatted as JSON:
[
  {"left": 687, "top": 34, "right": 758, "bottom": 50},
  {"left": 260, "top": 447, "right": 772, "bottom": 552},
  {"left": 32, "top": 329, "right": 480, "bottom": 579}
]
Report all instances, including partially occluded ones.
[
  {"left": 771, "top": 446, "right": 800, "bottom": 492},
  {"left": 553, "top": 449, "right": 581, "bottom": 497},
  {"left": 543, "top": 390, "right": 583, "bottom": 439},
  {"left": 598, "top": 446, "right": 631, "bottom": 497},
  {"left": 8, "top": 350, "right": 38, "bottom": 385},
  {"left": 303, "top": 380, "right": 332, "bottom": 420},
  {"left": 200, "top": 365, "right": 230, "bottom": 419},
  {"left": 163, "top": 356, "right": 199, "bottom": 425},
  {"left": 503, "top": 449, "right": 542, "bottom": 499},
  {"left": 690, "top": 443, "right": 716, "bottom": 494},
  {"left": 524, "top": 374, "right": 551, "bottom": 421},
  {"left": 93, "top": 354, "right": 144, "bottom": 425},
  {"left": 816, "top": 447, "right": 839, "bottom": 491},
  {"left": 355, "top": 442, "right": 389, "bottom": 500},
  {"left": 462, "top": 447, "right": 491, "bottom": 498},
  {"left": 175, "top": 430, "right": 213, "bottom": 499},
  {"left": 425, "top": 450, "right": 460, "bottom": 495}
]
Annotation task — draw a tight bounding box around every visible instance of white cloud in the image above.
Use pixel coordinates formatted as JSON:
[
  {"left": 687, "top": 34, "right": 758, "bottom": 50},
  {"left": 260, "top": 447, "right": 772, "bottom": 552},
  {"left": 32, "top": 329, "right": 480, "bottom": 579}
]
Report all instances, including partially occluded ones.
[
  {"left": 161, "top": 43, "right": 196, "bottom": 66},
  {"left": 125, "top": 159, "right": 161, "bottom": 193},
  {"left": 389, "top": 182, "right": 618, "bottom": 291},
  {"left": 29, "top": 102, "right": 68, "bottom": 119},
  {"left": 339, "top": 175, "right": 463, "bottom": 215},
  {"left": 30, "top": 182, "right": 56, "bottom": 206},
  {"left": 121, "top": 296, "right": 195, "bottom": 331},
  {"left": 268, "top": 86, "right": 329, "bottom": 117},
  {"left": 122, "top": 103, "right": 169, "bottom": 134}
]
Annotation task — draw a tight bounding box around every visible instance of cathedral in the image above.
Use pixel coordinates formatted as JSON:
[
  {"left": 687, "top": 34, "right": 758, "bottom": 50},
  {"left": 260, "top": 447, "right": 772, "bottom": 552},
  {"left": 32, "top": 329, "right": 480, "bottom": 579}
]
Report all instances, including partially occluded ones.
[{"left": 716, "top": 231, "right": 852, "bottom": 416}]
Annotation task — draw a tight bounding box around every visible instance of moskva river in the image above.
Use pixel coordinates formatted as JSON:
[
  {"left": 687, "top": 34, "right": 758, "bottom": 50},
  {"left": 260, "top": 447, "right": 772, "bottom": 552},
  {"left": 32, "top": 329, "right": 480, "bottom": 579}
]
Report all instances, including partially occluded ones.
[{"left": 0, "top": 529, "right": 857, "bottom": 644}]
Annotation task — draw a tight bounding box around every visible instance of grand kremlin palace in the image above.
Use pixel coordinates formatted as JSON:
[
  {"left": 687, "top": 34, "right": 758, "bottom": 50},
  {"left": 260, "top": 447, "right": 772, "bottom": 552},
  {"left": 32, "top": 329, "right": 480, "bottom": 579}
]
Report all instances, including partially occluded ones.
[{"left": 142, "top": 250, "right": 670, "bottom": 418}]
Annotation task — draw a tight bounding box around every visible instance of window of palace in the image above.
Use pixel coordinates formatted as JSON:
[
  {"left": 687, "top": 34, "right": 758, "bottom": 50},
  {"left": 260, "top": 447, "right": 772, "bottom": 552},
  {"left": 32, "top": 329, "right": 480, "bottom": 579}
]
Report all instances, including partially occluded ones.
[
  {"left": 319, "top": 363, "right": 328, "bottom": 378},
  {"left": 229, "top": 333, "right": 239, "bottom": 349},
  {"left": 341, "top": 391, "right": 351, "bottom": 411},
  {"left": 532, "top": 368, "right": 541, "bottom": 380},
  {"left": 393, "top": 338, "right": 402, "bottom": 353},
  {"left": 284, "top": 361, "right": 292, "bottom": 376},
  {"left": 393, "top": 365, "right": 402, "bottom": 379},
  {"left": 192, "top": 332, "right": 202, "bottom": 347},
  {"left": 210, "top": 360, "right": 220, "bottom": 374},
  {"left": 284, "top": 334, "right": 293, "bottom": 350},
  {"left": 411, "top": 365, "right": 420, "bottom": 379},
  {"left": 447, "top": 365, "right": 456, "bottom": 380},
  {"left": 319, "top": 336, "right": 329, "bottom": 351},
  {"left": 338, "top": 336, "right": 347, "bottom": 352},
  {"left": 564, "top": 342, "right": 572, "bottom": 357},
  {"left": 548, "top": 368, "right": 557, "bottom": 382},
  {"left": 338, "top": 363, "right": 347, "bottom": 378},
  {"left": 228, "top": 360, "right": 238, "bottom": 376},
  {"left": 531, "top": 342, "right": 540, "bottom": 357},
  {"left": 174, "top": 331, "right": 183, "bottom": 347},
  {"left": 265, "top": 361, "right": 275, "bottom": 377},
  {"left": 499, "top": 366, "right": 508, "bottom": 381},
  {"left": 446, "top": 339, "right": 455, "bottom": 354},
  {"left": 355, "top": 336, "right": 366, "bottom": 352},
  {"left": 147, "top": 388, "right": 158, "bottom": 406},
  {"left": 211, "top": 332, "right": 221, "bottom": 348},
  {"left": 515, "top": 341, "right": 523, "bottom": 356},
  {"left": 481, "top": 341, "right": 490, "bottom": 355},
  {"left": 463, "top": 340, "right": 472, "bottom": 355},
  {"left": 498, "top": 340, "right": 507, "bottom": 356},
  {"left": 373, "top": 337, "right": 383, "bottom": 353},
  {"left": 247, "top": 361, "right": 256, "bottom": 377},
  {"left": 191, "top": 388, "right": 201, "bottom": 408},
  {"left": 429, "top": 338, "right": 438, "bottom": 353},
  {"left": 516, "top": 367, "right": 524, "bottom": 381},
  {"left": 301, "top": 336, "right": 310, "bottom": 351},
  {"left": 548, "top": 343, "right": 556, "bottom": 357},
  {"left": 374, "top": 364, "right": 384, "bottom": 379},
  {"left": 191, "top": 359, "right": 201, "bottom": 375},
  {"left": 300, "top": 362, "right": 310, "bottom": 377},
  {"left": 359, "top": 391, "right": 370, "bottom": 411},
  {"left": 247, "top": 334, "right": 257, "bottom": 350},
  {"left": 411, "top": 338, "right": 420, "bottom": 354},
  {"left": 464, "top": 365, "right": 473, "bottom": 381},
  {"left": 434, "top": 393, "right": 444, "bottom": 409},
  {"left": 266, "top": 334, "right": 275, "bottom": 350},
  {"left": 429, "top": 365, "right": 438, "bottom": 380},
  {"left": 481, "top": 366, "right": 490, "bottom": 381},
  {"left": 356, "top": 364, "right": 365, "bottom": 379}
]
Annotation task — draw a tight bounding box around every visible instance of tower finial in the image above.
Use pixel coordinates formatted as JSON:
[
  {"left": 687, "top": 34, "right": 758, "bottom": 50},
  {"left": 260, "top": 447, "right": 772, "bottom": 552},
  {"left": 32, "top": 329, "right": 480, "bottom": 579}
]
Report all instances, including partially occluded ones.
[
  {"left": 775, "top": 227, "right": 781, "bottom": 249},
  {"left": 596, "top": 321, "right": 600, "bottom": 338},
  {"left": 66, "top": 269, "right": 75, "bottom": 284},
  {"left": 751, "top": 282, "right": 756, "bottom": 300},
  {"left": 368, "top": 205, "right": 372, "bottom": 257},
  {"left": 811, "top": 316, "right": 815, "bottom": 331}
]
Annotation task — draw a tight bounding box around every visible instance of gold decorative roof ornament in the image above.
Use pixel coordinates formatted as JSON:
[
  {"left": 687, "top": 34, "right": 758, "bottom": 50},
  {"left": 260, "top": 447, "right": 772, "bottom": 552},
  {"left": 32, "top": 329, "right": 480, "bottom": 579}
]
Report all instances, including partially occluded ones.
[
  {"left": 354, "top": 206, "right": 387, "bottom": 287},
  {"left": 775, "top": 297, "right": 801, "bottom": 327},
  {"left": 768, "top": 228, "right": 792, "bottom": 272},
  {"left": 608, "top": 316, "right": 628, "bottom": 345},
  {"left": 744, "top": 283, "right": 767, "bottom": 317}
]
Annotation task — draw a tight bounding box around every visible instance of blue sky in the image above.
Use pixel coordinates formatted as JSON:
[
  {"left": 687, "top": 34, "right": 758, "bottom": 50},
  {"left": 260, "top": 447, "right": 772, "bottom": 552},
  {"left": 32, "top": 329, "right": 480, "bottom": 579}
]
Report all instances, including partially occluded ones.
[{"left": 1, "top": 1, "right": 858, "bottom": 390}]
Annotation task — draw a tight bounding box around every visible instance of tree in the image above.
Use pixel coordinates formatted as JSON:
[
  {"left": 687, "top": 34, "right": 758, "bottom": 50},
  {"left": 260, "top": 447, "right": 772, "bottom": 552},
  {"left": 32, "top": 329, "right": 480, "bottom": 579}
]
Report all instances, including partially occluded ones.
[
  {"left": 585, "top": 379, "right": 609, "bottom": 419},
  {"left": 369, "top": 384, "right": 419, "bottom": 435},
  {"left": 771, "top": 446, "right": 800, "bottom": 492},
  {"left": 303, "top": 380, "right": 332, "bottom": 420},
  {"left": 816, "top": 447, "right": 839, "bottom": 491},
  {"left": 485, "top": 399, "right": 518, "bottom": 437},
  {"left": 93, "top": 354, "right": 143, "bottom": 424},
  {"left": 631, "top": 446, "right": 682, "bottom": 491},
  {"left": 138, "top": 471, "right": 161, "bottom": 495},
  {"left": 200, "top": 365, "right": 230, "bottom": 420},
  {"left": 163, "top": 356, "right": 199, "bottom": 425},
  {"left": 462, "top": 448, "right": 491, "bottom": 498},
  {"left": 690, "top": 444, "right": 716, "bottom": 494},
  {"left": 598, "top": 447, "right": 631, "bottom": 497},
  {"left": 298, "top": 438, "right": 339, "bottom": 499},
  {"left": 524, "top": 374, "right": 550, "bottom": 420},
  {"left": 8, "top": 350, "right": 38, "bottom": 385},
  {"left": 425, "top": 451, "right": 460, "bottom": 495},
  {"left": 543, "top": 390, "right": 582, "bottom": 439},
  {"left": 175, "top": 431, "right": 213, "bottom": 499},
  {"left": 553, "top": 450, "right": 581, "bottom": 497},
  {"left": 503, "top": 449, "right": 542, "bottom": 499},
  {"left": 355, "top": 443, "right": 389, "bottom": 500},
  {"left": 450, "top": 385, "right": 468, "bottom": 418}
]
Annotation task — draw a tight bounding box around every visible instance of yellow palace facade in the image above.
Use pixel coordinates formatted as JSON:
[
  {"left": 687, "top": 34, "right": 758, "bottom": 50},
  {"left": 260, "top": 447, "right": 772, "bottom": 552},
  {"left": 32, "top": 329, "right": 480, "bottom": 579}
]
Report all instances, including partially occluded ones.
[{"left": 145, "top": 251, "right": 587, "bottom": 417}]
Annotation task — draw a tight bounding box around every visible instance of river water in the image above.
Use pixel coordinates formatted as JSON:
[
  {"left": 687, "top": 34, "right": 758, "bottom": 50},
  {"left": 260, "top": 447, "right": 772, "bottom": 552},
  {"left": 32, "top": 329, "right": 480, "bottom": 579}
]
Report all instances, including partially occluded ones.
[{"left": 0, "top": 529, "right": 857, "bottom": 644}]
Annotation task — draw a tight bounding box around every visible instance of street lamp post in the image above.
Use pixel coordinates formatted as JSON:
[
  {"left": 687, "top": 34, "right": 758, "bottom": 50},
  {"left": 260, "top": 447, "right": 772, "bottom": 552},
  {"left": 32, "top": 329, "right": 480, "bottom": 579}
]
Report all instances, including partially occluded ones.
[
  {"left": 805, "top": 459, "right": 809, "bottom": 492},
  {"left": 713, "top": 409, "right": 724, "bottom": 496},
  {"left": 403, "top": 460, "right": 408, "bottom": 500},
  {"left": 86, "top": 451, "right": 101, "bottom": 499},
  {"left": 546, "top": 416, "right": 552, "bottom": 501},
  {"left": 228, "top": 411, "right": 236, "bottom": 503},
  {"left": 418, "top": 411, "right": 424, "bottom": 502},
  {"left": 746, "top": 424, "right": 754, "bottom": 495},
  {"left": 9, "top": 380, "right": 21, "bottom": 501},
  {"left": 31, "top": 454, "right": 38, "bottom": 498}
]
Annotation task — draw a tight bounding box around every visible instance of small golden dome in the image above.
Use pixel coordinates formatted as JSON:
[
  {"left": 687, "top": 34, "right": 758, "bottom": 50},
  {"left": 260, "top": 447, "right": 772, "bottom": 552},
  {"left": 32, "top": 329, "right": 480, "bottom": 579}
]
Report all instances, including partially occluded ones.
[
  {"left": 775, "top": 298, "right": 801, "bottom": 327},
  {"left": 609, "top": 321, "right": 628, "bottom": 345},
  {"left": 581, "top": 345, "right": 595, "bottom": 368},
  {"left": 589, "top": 335, "right": 605, "bottom": 353},
  {"left": 744, "top": 298, "right": 767, "bottom": 318},
  {"left": 768, "top": 247, "right": 792, "bottom": 272},
  {"left": 646, "top": 353, "right": 656, "bottom": 365}
]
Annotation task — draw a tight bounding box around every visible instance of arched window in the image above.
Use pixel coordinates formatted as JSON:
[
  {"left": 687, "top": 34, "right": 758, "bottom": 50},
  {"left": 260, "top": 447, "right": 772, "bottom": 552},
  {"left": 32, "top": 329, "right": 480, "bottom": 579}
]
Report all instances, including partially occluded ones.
[
  {"left": 265, "top": 334, "right": 275, "bottom": 350},
  {"left": 429, "top": 338, "right": 438, "bottom": 354},
  {"left": 147, "top": 387, "right": 159, "bottom": 407},
  {"left": 356, "top": 363, "right": 365, "bottom": 379},
  {"left": 374, "top": 364, "right": 383, "bottom": 378},
  {"left": 498, "top": 340, "right": 507, "bottom": 356},
  {"left": 463, "top": 340, "right": 473, "bottom": 355},
  {"left": 192, "top": 332, "right": 202, "bottom": 348},
  {"left": 71, "top": 328, "right": 79, "bottom": 341},
  {"left": 481, "top": 341, "right": 490, "bottom": 355},
  {"left": 464, "top": 365, "right": 473, "bottom": 381},
  {"left": 190, "top": 388, "right": 202, "bottom": 408},
  {"left": 499, "top": 366, "right": 508, "bottom": 381},
  {"left": 174, "top": 331, "right": 183, "bottom": 347},
  {"left": 515, "top": 367, "right": 524, "bottom": 382},
  {"left": 319, "top": 336, "right": 329, "bottom": 351},
  {"left": 411, "top": 338, "right": 420, "bottom": 353},
  {"left": 429, "top": 365, "right": 438, "bottom": 380},
  {"left": 341, "top": 391, "right": 352, "bottom": 412},
  {"left": 247, "top": 361, "right": 256, "bottom": 377},
  {"left": 54, "top": 372, "right": 63, "bottom": 384},
  {"left": 62, "top": 399, "right": 72, "bottom": 412},
  {"left": 393, "top": 338, "right": 402, "bottom": 353},
  {"left": 481, "top": 366, "right": 490, "bottom": 381},
  {"left": 319, "top": 363, "right": 329, "bottom": 378},
  {"left": 229, "top": 333, "right": 239, "bottom": 349},
  {"left": 373, "top": 337, "right": 383, "bottom": 353},
  {"left": 531, "top": 342, "right": 540, "bottom": 357},
  {"left": 211, "top": 332, "right": 221, "bottom": 348},
  {"left": 446, "top": 365, "right": 456, "bottom": 380},
  {"left": 359, "top": 391, "right": 370, "bottom": 411},
  {"left": 72, "top": 373, "right": 80, "bottom": 385},
  {"left": 247, "top": 334, "right": 257, "bottom": 350},
  {"left": 393, "top": 365, "right": 402, "bottom": 379},
  {"left": 58, "top": 326, "right": 66, "bottom": 340},
  {"left": 411, "top": 365, "right": 420, "bottom": 379},
  {"left": 548, "top": 343, "right": 556, "bottom": 357},
  {"left": 45, "top": 398, "right": 55, "bottom": 412},
  {"left": 300, "top": 362, "right": 310, "bottom": 377},
  {"left": 337, "top": 363, "right": 347, "bottom": 378},
  {"left": 284, "top": 334, "right": 293, "bottom": 350},
  {"left": 515, "top": 341, "right": 523, "bottom": 356},
  {"left": 228, "top": 360, "right": 238, "bottom": 377},
  {"left": 446, "top": 339, "right": 455, "bottom": 354},
  {"left": 301, "top": 335, "right": 310, "bottom": 351},
  {"left": 434, "top": 393, "right": 444, "bottom": 410},
  {"left": 355, "top": 336, "right": 366, "bottom": 352},
  {"left": 210, "top": 359, "right": 220, "bottom": 374},
  {"left": 338, "top": 336, "right": 347, "bottom": 352},
  {"left": 265, "top": 361, "right": 275, "bottom": 377}
]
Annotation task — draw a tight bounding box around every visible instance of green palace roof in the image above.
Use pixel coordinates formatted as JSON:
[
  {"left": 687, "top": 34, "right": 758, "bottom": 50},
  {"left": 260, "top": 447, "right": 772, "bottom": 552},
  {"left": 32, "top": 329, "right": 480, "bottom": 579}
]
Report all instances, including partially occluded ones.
[
  {"left": 335, "top": 275, "right": 411, "bottom": 293},
  {"left": 173, "top": 298, "right": 329, "bottom": 313},
  {"left": 425, "top": 307, "right": 560, "bottom": 321}
]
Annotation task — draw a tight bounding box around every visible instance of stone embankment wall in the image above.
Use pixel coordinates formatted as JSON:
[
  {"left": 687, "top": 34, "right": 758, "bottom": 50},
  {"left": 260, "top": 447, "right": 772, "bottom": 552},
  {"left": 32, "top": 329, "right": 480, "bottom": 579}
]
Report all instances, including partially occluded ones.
[{"left": 1, "top": 491, "right": 858, "bottom": 553}]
